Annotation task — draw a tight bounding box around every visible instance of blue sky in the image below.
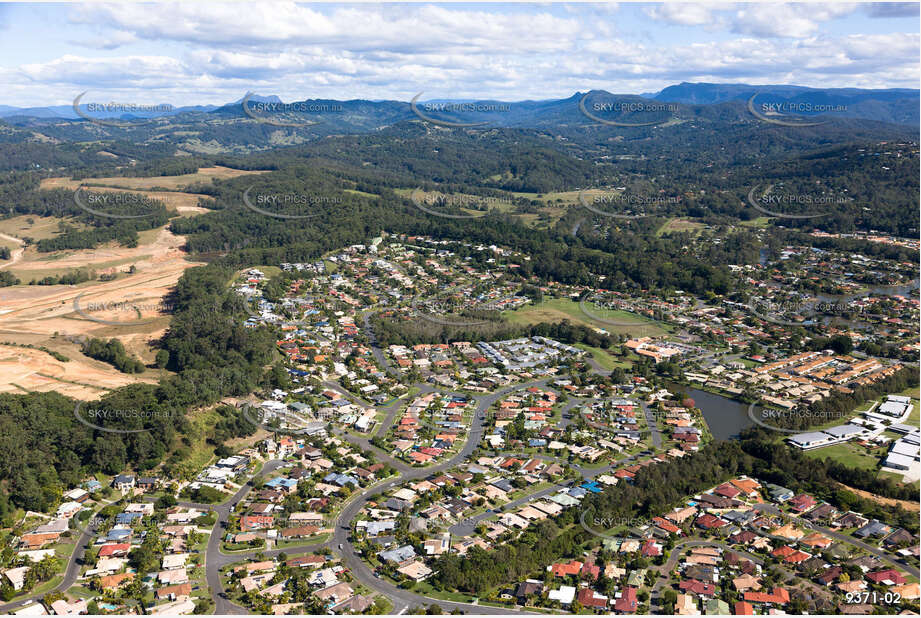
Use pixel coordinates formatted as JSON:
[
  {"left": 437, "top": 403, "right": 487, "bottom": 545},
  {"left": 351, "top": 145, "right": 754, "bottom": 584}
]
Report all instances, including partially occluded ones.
[{"left": 0, "top": 2, "right": 918, "bottom": 107}]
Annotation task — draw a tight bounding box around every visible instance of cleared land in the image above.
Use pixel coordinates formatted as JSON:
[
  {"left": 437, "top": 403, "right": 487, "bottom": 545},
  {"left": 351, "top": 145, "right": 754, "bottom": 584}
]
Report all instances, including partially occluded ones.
[
  {"left": 40, "top": 165, "right": 270, "bottom": 216},
  {"left": 503, "top": 297, "right": 668, "bottom": 336},
  {"left": 40, "top": 165, "right": 266, "bottom": 192},
  {"left": 0, "top": 343, "right": 154, "bottom": 398},
  {"left": 656, "top": 218, "right": 707, "bottom": 236},
  {"left": 0, "top": 217, "right": 207, "bottom": 398}
]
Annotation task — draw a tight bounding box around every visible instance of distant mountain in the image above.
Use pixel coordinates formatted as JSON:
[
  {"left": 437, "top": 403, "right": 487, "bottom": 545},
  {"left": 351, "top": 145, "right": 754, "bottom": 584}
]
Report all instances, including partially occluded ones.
[
  {"left": 2, "top": 83, "right": 917, "bottom": 126},
  {"left": 652, "top": 82, "right": 919, "bottom": 125}
]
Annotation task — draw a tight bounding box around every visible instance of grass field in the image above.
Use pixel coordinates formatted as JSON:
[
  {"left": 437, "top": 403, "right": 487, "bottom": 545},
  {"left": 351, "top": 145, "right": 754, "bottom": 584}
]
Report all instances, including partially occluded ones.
[
  {"left": 804, "top": 441, "right": 881, "bottom": 471},
  {"left": 0, "top": 215, "right": 78, "bottom": 242},
  {"left": 656, "top": 218, "right": 707, "bottom": 237},
  {"left": 739, "top": 217, "right": 773, "bottom": 228},
  {"left": 504, "top": 297, "right": 669, "bottom": 337},
  {"left": 576, "top": 343, "right": 632, "bottom": 370},
  {"left": 41, "top": 165, "right": 267, "bottom": 192}
]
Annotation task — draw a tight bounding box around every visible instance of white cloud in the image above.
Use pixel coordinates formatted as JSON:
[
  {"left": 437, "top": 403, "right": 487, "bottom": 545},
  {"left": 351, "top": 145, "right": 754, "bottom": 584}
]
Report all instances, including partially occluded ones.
[
  {"left": 732, "top": 3, "right": 859, "bottom": 38},
  {"left": 0, "top": 3, "right": 916, "bottom": 106},
  {"left": 646, "top": 3, "right": 731, "bottom": 27}
]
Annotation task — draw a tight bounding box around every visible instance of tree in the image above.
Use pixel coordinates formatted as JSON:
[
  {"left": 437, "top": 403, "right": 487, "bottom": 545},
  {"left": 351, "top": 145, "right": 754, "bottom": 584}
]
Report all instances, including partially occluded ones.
[{"left": 156, "top": 350, "right": 170, "bottom": 368}]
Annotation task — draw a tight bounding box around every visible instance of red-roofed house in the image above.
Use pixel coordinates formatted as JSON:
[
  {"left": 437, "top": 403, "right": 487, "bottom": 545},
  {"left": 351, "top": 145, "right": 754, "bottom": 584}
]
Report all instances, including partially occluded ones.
[
  {"left": 714, "top": 483, "right": 741, "bottom": 498},
  {"left": 98, "top": 543, "right": 131, "bottom": 557},
  {"left": 695, "top": 514, "right": 726, "bottom": 530},
  {"left": 614, "top": 587, "right": 637, "bottom": 613},
  {"left": 550, "top": 560, "right": 583, "bottom": 578},
  {"left": 867, "top": 569, "right": 907, "bottom": 586},
  {"left": 580, "top": 561, "right": 601, "bottom": 581},
  {"left": 241, "top": 515, "right": 274, "bottom": 531},
  {"left": 653, "top": 517, "right": 681, "bottom": 535},
  {"left": 734, "top": 601, "right": 754, "bottom": 615},
  {"left": 744, "top": 587, "right": 790, "bottom": 606},
  {"left": 577, "top": 587, "right": 609, "bottom": 610},
  {"left": 679, "top": 579, "right": 715, "bottom": 597},
  {"left": 789, "top": 494, "right": 817, "bottom": 513}
]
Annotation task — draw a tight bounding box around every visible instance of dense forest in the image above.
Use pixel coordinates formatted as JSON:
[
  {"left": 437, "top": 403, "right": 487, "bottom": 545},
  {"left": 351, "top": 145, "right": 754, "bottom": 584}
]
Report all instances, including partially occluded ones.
[{"left": 80, "top": 337, "right": 146, "bottom": 374}]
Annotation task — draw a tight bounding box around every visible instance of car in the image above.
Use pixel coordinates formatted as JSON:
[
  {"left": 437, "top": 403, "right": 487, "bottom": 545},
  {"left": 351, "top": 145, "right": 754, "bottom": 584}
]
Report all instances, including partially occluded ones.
[{"left": 338, "top": 543, "right": 343, "bottom": 549}]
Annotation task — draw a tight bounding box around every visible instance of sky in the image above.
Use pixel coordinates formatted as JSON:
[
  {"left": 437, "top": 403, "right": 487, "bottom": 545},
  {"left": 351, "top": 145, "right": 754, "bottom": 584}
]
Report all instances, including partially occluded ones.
[{"left": 0, "top": 2, "right": 918, "bottom": 108}]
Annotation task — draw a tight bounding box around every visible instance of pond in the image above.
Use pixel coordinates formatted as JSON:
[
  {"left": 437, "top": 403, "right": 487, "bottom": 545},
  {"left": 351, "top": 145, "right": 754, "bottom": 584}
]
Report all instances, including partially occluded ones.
[{"left": 667, "top": 383, "right": 754, "bottom": 441}]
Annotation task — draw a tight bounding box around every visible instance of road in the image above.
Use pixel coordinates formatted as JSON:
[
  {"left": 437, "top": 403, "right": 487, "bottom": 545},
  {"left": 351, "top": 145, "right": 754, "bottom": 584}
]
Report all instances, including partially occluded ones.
[
  {"left": 648, "top": 539, "right": 764, "bottom": 613},
  {"left": 753, "top": 503, "right": 920, "bottom": 578},
  {"left": 204, "top": 378, "right": 558, "bottom": 614},
  {"left": 0, "top": 516, "right": 97, "bottom": 614},
  {"left": 0, "top": 232, "right": 24, "bottom": 271}
]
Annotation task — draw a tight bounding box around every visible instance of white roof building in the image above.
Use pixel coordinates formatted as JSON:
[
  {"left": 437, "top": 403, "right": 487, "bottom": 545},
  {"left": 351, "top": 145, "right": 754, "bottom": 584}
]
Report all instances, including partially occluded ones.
[{"left": 548, "top": 585, "right": 576, "bottom": 605}]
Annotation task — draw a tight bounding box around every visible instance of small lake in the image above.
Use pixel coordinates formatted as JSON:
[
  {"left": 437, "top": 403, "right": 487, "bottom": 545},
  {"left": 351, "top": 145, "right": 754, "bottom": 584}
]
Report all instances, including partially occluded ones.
[{"left": 667, "top": 383, "right": 754, "bottom": 441}]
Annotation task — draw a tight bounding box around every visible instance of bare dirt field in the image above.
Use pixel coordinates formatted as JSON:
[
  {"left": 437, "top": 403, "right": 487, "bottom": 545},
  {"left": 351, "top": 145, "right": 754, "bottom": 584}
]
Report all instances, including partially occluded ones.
[
  {"left": 0, "top": 344, "right": 154, "bottom": 398},
  {"left": 0, "top": 226, "right": 203, "bottom": 399},
  {"left": 0, "top": 166, "right": 270, "bottom": 399},
  {"left": 837, "top": 482, "right": 920, "bottom": 512}
]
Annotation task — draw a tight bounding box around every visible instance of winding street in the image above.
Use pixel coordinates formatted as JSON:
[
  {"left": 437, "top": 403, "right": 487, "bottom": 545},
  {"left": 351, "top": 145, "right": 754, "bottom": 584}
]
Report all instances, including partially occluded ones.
[{"left": 206, "top": 378, "right": 561, "bottom": 614}]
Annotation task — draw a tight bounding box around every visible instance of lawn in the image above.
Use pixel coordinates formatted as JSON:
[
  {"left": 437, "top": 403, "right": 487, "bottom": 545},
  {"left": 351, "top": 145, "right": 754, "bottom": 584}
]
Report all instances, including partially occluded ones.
[
  {"left": 503, "top": 298, "right": 668, "bottom": 337},
  {"left": 803, "top": 441, "right": 881, "bottom": 471},
  {"left": 575, "top": 344, "right": 632, "bottom": 371}
]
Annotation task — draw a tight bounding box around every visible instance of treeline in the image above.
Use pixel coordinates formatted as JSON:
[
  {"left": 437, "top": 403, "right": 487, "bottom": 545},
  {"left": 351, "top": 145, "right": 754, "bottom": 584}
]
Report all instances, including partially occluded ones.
[
  {"left": 371, "top": 311, "right": 616, "bottom": 350},
  {"left": 0, "top": 173, "right": 170, "bottom": 252},
  {"left": 740, "top": 431, "right": 919, "bottom": 531},
  {"left": 80, "top": 337, "right": 145, "bottom": 373},
  {"left": 0, "top": 387, "right": 179, "bottom": 518},
  {"left": 430, "top": 442, "right": 747, "bottom": 594},
  {"left": 29, "top": 268, "right": 95, "bottom": 286}
]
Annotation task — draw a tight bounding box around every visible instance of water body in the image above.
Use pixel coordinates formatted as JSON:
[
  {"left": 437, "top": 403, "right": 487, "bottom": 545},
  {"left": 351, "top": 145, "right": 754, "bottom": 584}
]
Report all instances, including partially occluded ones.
[{"left": 667, "top": 383, "right": 754, "bottom": 441}]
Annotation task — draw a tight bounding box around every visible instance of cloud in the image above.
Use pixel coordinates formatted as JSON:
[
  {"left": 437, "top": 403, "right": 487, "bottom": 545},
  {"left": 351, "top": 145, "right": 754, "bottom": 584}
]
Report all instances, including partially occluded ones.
[
  {"left": 865, "top": 2, "right": 920, "bottom": 18},
  {"left": 70, "top": 3, "right": 580, "bottom": 55},
  {"left": 646, "top": 3, "right": 730, "bottom": 27},
  {"left": 732, "top": 3, "right": 859, "bottom": 38},
  {"left": 0, "top": 3, "right": 916, "bottom": 106}
]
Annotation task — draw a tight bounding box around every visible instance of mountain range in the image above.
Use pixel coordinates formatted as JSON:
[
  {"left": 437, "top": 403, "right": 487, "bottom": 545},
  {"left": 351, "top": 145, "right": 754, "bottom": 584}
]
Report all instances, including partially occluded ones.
[{"left": 0, "top": 83, "right": 917, "bottom": 126}]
